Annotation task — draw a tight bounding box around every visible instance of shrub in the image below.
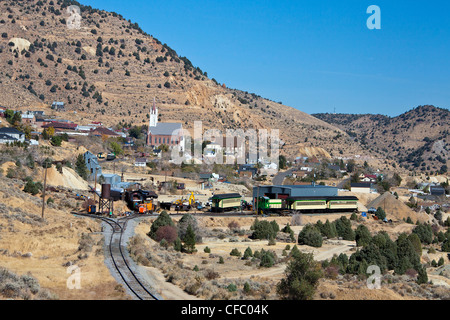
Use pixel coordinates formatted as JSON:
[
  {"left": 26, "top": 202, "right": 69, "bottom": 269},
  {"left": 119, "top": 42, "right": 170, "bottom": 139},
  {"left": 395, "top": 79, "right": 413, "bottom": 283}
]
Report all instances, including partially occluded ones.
[
  {"left": 243, "top": 247, "right": 253, "bottom": 260},
  {"left": 250, "top": 219, "right": 279, "bottom": 240},
  {"left": 204, "top": 246, "right": 211, "bottom": 253},
  {"left": 23, "top": 179, "right": 43, "bottom": 196},
  {"left": 155, "top": 225, "right": 178, "bottom": 244},
  {"left": 375, "top": 207, "right": 386, "bottom": 220},
  {"left": 298, "top": 224, "right": 323, "bottom": 248},
  {"left": 148, "top": 211, "right": 175, "bottom": 240},
  {"left": 178, "top": 214, "right": 202, "bottom": 243},
  {"left": 277, "top": 251, "right": 322, "bottom": 300},
  {"left": 260, "top": 250, "right": 276, "bottom": 268},
  {"left": 227, "top": 284, "right": 237, "bottom": 292},
  {"left": 324, "top": 265, "right": 339, "bottom": 279},
  {"left": 228, "top": 220, "right": 240, "bottom": 231},
  {"left": 50, "top": 135, "right": 62, "bottom": 147},
  {"left": 230, "top": 248, "right": 241, "bottom": 257},
  {"left": 173, "top": 237, "right": 182, "bottom": 252},
  {"left": 291, "top": 214, "right": 303, "bottom": 226}
]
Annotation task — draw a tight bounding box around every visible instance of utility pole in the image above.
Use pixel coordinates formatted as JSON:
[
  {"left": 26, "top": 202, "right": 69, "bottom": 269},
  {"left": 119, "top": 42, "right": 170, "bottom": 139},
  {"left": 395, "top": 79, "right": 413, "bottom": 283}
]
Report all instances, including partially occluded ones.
[
  {"left": 255, "top": 185, "right": 260, "bottom": 215},
  {"left": 94, "top": 168, "right": 97, "bottom": 205},
  {"left": 41, "top": 163, "right": 48, "bottom": 219}
]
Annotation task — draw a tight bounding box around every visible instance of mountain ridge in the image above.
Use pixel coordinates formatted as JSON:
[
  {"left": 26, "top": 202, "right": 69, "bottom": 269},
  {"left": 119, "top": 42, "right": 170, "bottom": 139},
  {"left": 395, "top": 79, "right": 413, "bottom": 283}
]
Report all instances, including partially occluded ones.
[
  {"left": 313, "top": 105, "right": 450, "bottom": 173},
  {"left": 0, "top": 0, "right": 368, "bottom": 160}
]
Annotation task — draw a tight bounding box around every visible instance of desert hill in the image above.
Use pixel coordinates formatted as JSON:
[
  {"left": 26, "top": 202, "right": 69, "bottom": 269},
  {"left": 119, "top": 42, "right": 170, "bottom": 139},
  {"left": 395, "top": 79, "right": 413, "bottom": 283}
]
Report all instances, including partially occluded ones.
[
  {"left": 0, "top": 0, "right": 368, "bottom": 160},
  {"left": 367, "top": 192, "right": 430, "bottom": 224},
  {"left": 313, "top": 105, "right": 449, "bottom": 173}
]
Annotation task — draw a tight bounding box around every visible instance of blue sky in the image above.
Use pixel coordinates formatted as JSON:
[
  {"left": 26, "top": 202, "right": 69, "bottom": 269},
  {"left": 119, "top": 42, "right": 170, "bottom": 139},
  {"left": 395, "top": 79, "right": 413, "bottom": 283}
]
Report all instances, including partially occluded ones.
[{"left": 81, "top": 0, "right": 450, "bottom": 116}]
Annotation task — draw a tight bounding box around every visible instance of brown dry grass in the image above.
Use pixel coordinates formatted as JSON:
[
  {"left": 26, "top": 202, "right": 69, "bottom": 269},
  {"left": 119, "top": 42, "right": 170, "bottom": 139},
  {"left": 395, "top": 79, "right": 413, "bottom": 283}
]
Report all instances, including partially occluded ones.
[{"left": 0, "top": 177, "right": 130, "bottom": 300}]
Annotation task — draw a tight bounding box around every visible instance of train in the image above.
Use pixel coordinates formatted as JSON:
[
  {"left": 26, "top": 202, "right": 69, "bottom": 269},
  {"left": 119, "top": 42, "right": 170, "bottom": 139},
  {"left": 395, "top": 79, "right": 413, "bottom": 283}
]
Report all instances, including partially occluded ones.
[
  {"left": 92, "top": 183, "right": 358, "bottom": 216},
  {"left": 209, "top": 193, "right": 358, "bottom": 215},
  {"left": 256, "top": 195, "right": 359, "bottom": 215}
]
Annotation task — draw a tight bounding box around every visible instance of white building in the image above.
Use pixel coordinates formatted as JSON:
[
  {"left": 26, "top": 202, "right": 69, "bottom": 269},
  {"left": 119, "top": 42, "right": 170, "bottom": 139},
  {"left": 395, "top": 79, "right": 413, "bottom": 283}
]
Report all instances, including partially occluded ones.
[{"left": 0, "top": 128, "right": 25, "bottom": 143}]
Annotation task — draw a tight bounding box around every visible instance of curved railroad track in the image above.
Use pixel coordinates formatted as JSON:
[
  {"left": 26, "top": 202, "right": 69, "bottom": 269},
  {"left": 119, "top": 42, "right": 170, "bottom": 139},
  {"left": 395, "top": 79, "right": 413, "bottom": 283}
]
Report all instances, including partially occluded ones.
[{"left": 72, "top": 212, "right": 159, "bottom": 300}]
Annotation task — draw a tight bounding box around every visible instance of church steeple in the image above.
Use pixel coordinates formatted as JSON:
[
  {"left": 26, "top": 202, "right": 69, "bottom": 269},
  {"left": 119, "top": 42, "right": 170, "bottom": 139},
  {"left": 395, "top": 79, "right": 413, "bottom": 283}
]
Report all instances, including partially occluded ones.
[
  {"left": 147, "top": 97, "right": 158, "bottom": 146},
  {"left": 149, "top": 97, "right": 158, "bottom": 127}
]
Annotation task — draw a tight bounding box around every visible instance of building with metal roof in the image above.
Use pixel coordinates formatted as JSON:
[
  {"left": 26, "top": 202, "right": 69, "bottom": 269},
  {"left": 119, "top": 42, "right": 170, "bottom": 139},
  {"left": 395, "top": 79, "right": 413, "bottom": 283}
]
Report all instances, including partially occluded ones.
[{"left": 252, "top": 184, "right": 338, "bottom": 202}]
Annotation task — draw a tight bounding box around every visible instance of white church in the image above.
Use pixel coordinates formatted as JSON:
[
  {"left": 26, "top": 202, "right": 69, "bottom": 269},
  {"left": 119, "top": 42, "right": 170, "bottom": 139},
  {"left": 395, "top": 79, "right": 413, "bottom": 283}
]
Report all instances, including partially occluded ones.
[{"left": 146, "top": 98, "right": 185, "bottom": 152}]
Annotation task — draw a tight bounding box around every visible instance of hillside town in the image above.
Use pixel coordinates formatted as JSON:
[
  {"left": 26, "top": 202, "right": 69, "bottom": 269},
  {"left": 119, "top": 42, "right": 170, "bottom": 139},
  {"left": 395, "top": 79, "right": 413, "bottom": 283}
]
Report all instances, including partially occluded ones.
[{"left": 0, "top": 0, "right": 449, "bottom": 308}]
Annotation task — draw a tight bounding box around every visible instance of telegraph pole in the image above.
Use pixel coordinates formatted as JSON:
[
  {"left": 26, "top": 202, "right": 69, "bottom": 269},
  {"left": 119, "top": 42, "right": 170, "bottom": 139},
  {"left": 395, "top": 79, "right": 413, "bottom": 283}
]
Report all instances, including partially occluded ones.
[{"left": 41, "top": 162, "right": 48, "bottom": 219}]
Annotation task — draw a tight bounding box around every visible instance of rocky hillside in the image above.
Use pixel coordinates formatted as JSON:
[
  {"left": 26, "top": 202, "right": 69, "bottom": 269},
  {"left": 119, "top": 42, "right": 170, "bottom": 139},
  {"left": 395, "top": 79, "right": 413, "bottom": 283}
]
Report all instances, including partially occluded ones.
[
  {"left": 313, "top": 105, "right": 450, "bottom": 174},
  {"left": 0, "top": 0, "right": 367, "bottom": 160}
]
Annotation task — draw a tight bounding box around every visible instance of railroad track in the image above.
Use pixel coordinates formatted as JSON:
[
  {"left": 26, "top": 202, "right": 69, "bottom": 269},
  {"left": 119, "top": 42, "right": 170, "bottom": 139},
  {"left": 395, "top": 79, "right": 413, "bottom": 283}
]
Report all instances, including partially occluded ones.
[{"left": 72, "top": 212, "right": 159, "bottom": 300}]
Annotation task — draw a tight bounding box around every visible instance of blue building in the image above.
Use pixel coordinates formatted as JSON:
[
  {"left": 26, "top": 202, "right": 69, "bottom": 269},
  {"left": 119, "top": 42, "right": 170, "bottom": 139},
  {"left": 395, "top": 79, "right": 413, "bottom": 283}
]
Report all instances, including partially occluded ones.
[
  {"left": 84, "top": 151, "right": 102, "bottom": 181},
  {"left": 252, "top": 184, "right": 338, "bottom": 203}
]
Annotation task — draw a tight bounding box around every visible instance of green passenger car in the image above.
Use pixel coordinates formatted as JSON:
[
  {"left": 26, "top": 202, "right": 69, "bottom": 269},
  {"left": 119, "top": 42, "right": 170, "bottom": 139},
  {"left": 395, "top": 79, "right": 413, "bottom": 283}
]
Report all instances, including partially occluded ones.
[{"left": 211, "top": 193, "right": 242, "bottom": 212}]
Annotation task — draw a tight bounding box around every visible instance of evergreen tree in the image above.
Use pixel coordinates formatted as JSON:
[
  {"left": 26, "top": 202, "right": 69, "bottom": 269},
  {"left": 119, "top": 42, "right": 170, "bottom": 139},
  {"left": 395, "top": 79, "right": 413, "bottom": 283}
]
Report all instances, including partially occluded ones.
[
  {"left": 407, "top": 233, "right": 422, "bottom": 257},
  {"left": 375, "top": 207, "right": 386, "bottom": 220},
  {"left": 412, "top": 223, "right": 433, "bottom": 245},
  {"left": 416, "top": 266, "right": 428, "bottom": 285},
  {"left": 298, "top": 224, "right": 323, "bottom": 248},
  {"left": 75, "top": 154, "right": 88, "bottom": 180},
  {"left": 243, "top": 247, "right": 253, "bottom": 260},
  {"left": 183, "top": 224, "right": 196, "bottom": 253},
  {"left": 395, "top": 233, "right": 421, "bottom": 274},
  {"left": 335, "top": 216, "right": 355, "bottom": 241},
  {"left": 355, "top": 224, "right": 372, "bottom": 247},
  {"left": 260, "top": 250, "right": 275, "bottom": 268},
  {"left": 321, "top": 219, "right": 337, "bottom": 239},
  {"left": 277, "top": 252, "right": 322, "bottom": 300},
  {"left": 148, "top": 211, "right": 175, "bottom": 240}
]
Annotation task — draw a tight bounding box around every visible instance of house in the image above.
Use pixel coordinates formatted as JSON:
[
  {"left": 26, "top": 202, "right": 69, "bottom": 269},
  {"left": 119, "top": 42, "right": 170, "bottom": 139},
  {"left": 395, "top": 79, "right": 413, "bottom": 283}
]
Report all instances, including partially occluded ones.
[
  {"left": 90, "top": 127, "right": 120, "bottom": 138},
  {"left": 238, "top": 164, "right": 258, "bottom": 177},
  {"left": 430, "top": 186, "right": 445, "bottom": 196},
  {"left": 84, "top": 151, "right": 102, "bottom": 180},
  {"left": 307, "top": 156, "right": 320, "bottom": 164},
  {"left": 328, "top": 165, "right": 341, "bottom": 172},
  {"left": 21, "top": 112, "right": 36, "bottom": 125},
  {"left": 51, "top": 102, "right": 65, "bottom": 111},
  {"left": 0, "top": 128, "right": 25, "bottom": 143},
  {"left": 205, "top": 136, "right": 245, "bottom": 158},
  {"left": 97, "top": 173, "right": 121, "bottom": 186},
  {"left": 42, "top": 121, "right": 78, "bottom": 132},
  {"left": 134, "top": 158, "right": 147, "bottom": 167},
  {"left": 199, "top": 173, "right": 213, "bottom": 181},
  {"left": 31, "top": 111, "right": 45, "bottom": 117},
  {"left": 124, "top": 137, "right": 134, "bottom": 147},
  {"left": 0, "top": 133, "right": 18, "bottom": 144},
  {"left": 351, "top": 182, "right": 375, "bottom": 194},
  {"left": 292, "top": 170, "right": 309, "bottom": 179}
]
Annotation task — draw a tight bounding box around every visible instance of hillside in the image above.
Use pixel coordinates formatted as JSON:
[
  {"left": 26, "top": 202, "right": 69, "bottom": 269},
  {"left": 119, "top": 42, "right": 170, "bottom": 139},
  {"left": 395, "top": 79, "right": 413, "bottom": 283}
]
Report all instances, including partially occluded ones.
[
  {"left": 0, "top": 0, "right": 367, "bottom": 160},
  {"left": 313, "top": 105, "right": 450, "bottom": 173}
]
